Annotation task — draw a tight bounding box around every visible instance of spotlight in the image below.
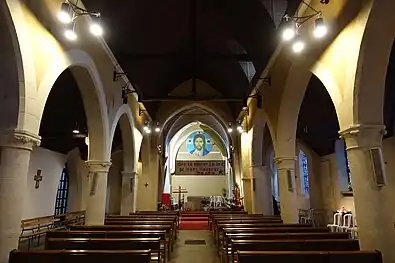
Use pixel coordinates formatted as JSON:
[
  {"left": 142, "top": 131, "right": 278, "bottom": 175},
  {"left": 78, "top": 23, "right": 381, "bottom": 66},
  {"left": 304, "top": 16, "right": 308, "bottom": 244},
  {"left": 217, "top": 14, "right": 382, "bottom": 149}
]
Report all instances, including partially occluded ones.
[
  {"left": 292, "top": 37, "right": 305, "bottom": 53},
  {"left": 155, "top": 127, "right": 160, "bottom": 133},
  {"left": 227, "top": 127, "right": 233, "bottom": 133},
  {"left": 143, "top": 125, "right": 149, "bottom": 132},
  {"left": 282, "top": 18, "right": 296, "bottom": 41},
  {"left": 64, "top": 23, "right": 77, "bottom": 41},
  {"left": 145, "top": 128, "right": 152, "bottom": 134},
  {"left": 72, "top": 129, "right": 80, "bottom": 134},
  {"left": 237, "top": 124, "right": 244, "bottom": 133},
  {"left": 313, "top": 18, "right": 327, "bottom": 38},
  {"left": 90, "top": 15, "right": 103, "bottom": 36},
  {"left": 58, "top": 2, "right": 72, "bottom": 24}
]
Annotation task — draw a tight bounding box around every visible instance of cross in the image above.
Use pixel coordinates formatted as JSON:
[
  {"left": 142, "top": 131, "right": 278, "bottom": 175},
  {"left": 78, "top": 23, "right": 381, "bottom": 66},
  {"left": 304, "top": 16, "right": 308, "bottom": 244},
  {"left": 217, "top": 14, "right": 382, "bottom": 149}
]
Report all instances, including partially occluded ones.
[
  {"left": 34, "top": 170, "right": 42, "bottom": 189},
  {"left": 172, "top": 185, "right": 188, "bottom": 210}
]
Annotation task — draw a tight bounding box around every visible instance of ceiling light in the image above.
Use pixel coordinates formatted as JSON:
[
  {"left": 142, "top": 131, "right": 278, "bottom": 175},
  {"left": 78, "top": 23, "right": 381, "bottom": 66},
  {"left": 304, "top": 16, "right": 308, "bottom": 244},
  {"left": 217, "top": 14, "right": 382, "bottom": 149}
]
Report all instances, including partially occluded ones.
[
  {"left": 282, "top": 27, "right": 296, "bottom": 41},
  {"left": 90, "top": 15, "right": 103, "bottom": 36},
  {"left": 237, "top": 124, "right": 244, "bottom": 133},
  {"left": 143, "top": 125, "right": 149, "bottom": 131},
  {"left": 227, "top": 127, "right": 233, "bottom": 133},
  {"left": 313, "top": 18, "right": 327, "bottom": 38},
  {"left": 58, "top": 2, "right": 72, "bottom": 24},
  {"left": 145, "top": 128, "right": 152, "bottom": 134},
  {"left": 292, "top": 37, "right": 305, "bottom": 53},
  {"left": 72, "top": 129, "right": 80, "bottom": 134},
  {"left": 155, "top": 127, "right": 160, "bottom": 133},
  {"left": 64, "top": 23, "right": 77, "bottom": 41}
]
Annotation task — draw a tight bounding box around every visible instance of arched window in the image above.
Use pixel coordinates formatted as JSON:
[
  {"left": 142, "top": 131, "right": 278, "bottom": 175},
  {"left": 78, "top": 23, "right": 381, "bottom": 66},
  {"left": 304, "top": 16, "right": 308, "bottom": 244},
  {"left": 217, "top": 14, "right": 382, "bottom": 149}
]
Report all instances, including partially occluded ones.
[
  {"left": 54, "top": 166, "right": 69, "bottom": 215},
  {"left": 299, "top": 150, "right": 310, "bottom": 195},
  {"left": 269, "top": 150, "right": 279, "bottom": 201},
  {"left": 344, "top": 149, "right": 352, "bottom": 190}
]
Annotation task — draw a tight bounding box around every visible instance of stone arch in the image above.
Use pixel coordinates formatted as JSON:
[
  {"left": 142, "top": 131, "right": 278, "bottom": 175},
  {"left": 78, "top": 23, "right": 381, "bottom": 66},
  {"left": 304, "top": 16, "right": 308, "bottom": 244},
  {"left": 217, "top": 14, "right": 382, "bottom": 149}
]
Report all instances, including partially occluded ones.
[
  {"left": 250, "top": 108, "right": 276, "bottom": 166},
  {"left": 1, "top": 1, "right": 38, "bottom": 132},
  {"left": 36, "top": 49, "right": 110, "bottom": 161},
  {"left": 110, "top": 105, "right": 136, "bottom": 172},
  {"left": 159, "top": 103, "right": 234, "bottom": 146},
  {"left": 275, "top": 65, "right": 313, "bottom": 157},
  {"left": 353, "top": 0, "right": 395, "bottom": 126}
]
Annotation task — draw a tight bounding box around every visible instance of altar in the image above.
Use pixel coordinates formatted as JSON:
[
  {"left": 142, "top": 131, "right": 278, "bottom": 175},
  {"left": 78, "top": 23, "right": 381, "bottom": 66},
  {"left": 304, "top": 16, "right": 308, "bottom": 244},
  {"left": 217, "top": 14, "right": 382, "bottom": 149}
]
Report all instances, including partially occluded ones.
[{"left": 184, "top": 196, "right": 206, "bottom": 211}]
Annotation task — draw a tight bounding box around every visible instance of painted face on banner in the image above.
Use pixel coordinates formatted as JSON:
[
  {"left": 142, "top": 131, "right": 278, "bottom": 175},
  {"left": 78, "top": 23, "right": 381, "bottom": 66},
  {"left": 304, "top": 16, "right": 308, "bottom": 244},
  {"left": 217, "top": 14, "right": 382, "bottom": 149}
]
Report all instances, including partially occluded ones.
[{"left": 186, "top": 131, "right": 212, "bottom": 157}]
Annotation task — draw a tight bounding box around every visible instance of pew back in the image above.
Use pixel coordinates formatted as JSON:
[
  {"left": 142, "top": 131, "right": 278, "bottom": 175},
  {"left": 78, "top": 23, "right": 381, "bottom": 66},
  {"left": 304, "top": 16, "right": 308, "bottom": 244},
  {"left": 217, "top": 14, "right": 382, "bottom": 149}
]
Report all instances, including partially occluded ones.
[
  {"left": 9, "top": 249, "right": 151, "bottom": 263},
  {"left": 236, "top": 250, "right": 382, "bottom": 263}
]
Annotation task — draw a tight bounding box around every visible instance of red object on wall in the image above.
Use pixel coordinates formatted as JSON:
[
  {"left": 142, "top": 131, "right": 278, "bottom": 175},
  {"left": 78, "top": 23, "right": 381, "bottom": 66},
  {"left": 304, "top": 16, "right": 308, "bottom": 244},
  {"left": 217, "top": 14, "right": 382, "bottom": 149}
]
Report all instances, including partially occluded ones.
[{"left": 162, "top": 193, "right": 171, "bottom": 207}]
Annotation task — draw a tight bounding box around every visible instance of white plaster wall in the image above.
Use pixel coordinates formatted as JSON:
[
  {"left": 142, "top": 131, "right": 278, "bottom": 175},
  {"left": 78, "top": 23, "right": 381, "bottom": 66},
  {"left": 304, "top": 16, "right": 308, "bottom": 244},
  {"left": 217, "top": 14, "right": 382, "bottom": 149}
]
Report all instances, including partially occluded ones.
[
  {"left": 318, "top": 135, "right": 395, "bottom": 217},
  {"left": 23, "top": 147, "right": 66, "bottom": 219},
  {"left": 172, "top": 140, "right": 227, "bottom": 198},
  {"left": 107, "top": 151, "right": 122, "bottom": 214},
  {"left": 66, "top": 148, "right": 89, "bottom": 212}
]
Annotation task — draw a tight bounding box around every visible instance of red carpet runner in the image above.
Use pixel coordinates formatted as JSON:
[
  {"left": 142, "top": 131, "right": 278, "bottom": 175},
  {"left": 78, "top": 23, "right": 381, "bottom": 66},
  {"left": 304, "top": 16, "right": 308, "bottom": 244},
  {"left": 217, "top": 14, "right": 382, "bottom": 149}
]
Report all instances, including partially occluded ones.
[{"left": 179, "top": 212, "right": 209, "bottom": 230}]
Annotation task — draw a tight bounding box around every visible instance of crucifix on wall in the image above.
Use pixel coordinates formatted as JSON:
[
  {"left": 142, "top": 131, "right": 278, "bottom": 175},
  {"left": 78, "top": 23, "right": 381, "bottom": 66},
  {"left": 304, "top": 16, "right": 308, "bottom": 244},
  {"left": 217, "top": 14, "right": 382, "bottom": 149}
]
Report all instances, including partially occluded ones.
[{"left": 34, "top": 169, "right": 42, "bottom": 189}]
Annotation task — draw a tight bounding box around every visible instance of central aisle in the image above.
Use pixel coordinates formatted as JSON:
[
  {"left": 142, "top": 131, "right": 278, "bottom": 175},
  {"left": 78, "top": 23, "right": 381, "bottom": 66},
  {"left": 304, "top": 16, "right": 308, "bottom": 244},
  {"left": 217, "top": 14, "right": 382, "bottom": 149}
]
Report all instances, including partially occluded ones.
[{"left": 170, "top": 230, "right": 220, "bottom": 263}]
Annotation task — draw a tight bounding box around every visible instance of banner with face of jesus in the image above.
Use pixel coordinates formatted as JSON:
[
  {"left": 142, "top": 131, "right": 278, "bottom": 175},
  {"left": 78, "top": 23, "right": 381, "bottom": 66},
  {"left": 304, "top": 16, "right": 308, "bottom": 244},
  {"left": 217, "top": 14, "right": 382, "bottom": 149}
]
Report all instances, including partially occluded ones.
[{"left": 186, "top": 131, "right": 212, "bottom": 157}]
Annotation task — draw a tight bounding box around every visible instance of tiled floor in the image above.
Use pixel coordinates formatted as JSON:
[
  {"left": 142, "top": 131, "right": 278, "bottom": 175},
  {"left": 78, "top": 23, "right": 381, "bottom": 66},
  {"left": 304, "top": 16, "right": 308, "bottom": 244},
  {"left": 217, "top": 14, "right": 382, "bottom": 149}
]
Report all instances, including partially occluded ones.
[{"left": 170, "top": 230, "right": 220, "bottom": 263}]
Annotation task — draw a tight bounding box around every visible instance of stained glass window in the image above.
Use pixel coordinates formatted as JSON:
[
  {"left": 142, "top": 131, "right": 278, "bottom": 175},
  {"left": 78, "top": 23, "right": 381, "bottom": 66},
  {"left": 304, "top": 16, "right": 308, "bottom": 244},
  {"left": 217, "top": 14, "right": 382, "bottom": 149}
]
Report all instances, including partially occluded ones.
[
  {"left": 299, "top": 151, "right": 310, "bottom": 195},
  {"left": 344, "top": 149, "right": 352, "bottom": 190},
  {"left": 54, "top": 166, "right": 69, "bottom": 215}
]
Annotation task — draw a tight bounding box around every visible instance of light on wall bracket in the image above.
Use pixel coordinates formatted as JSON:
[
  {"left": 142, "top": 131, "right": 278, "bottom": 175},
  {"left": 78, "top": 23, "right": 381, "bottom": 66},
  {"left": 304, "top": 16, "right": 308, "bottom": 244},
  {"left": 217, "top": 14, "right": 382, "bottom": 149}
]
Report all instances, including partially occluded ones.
[
  {"left": 282, "top": 0, "right": 328, "bottom": 53},
  {"left": 58, "top": 1, "right": 103, "bottom": 40}
]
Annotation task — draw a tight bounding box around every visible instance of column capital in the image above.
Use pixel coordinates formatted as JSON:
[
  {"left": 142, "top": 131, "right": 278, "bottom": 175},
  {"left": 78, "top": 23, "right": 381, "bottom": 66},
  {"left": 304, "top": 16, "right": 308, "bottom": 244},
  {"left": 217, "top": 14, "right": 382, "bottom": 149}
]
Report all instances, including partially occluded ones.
[
  {"left": 339, "top": 124, "right": 386, "bottom": 149},
  {"left": 0, "top": 129, "right": 41, "bottom": 150},
  {"left": 85, "top": 160, "right": 112, "bottom": 172},
  {"left": 274, "top": 156, "right": 296, "bottom": 170}
]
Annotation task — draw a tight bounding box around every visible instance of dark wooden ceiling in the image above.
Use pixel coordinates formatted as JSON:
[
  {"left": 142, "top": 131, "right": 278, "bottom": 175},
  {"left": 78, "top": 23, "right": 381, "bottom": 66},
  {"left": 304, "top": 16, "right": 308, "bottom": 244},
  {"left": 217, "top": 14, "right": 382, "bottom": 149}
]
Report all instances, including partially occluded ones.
[{"left": 83, "top": 0, "right": 301, "bottom": 118}]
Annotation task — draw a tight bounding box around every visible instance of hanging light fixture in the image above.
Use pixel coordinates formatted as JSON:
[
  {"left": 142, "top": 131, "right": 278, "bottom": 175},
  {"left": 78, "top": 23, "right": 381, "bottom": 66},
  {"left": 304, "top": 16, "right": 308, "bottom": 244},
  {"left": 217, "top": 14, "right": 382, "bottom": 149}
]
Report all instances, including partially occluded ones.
[
  {"left": 313, "top": 17, "right": 327, "bottom": 38},
  {"left": 292, "top": 36, "right": 305, "bottom": 53},
  {"left": 58, "top": 1, "right": 103, "bottom": 41},
  {"left": 89, "top": 14, "right": 103, "bottom": 36},
  {"left": 155, "top": 122, "right": 161, "bottom": 133},
  {"left": 64, "top": 22, "right": 77, "bottom": 41},
  {"left": 282, "top": 16, "right": 296, "bottom": 41},
  {"left": 227, "top": 122, "right": 233, "bottom": 133},
  {"left": 281, "top": 2, "right": 328, "bottom": 54}
]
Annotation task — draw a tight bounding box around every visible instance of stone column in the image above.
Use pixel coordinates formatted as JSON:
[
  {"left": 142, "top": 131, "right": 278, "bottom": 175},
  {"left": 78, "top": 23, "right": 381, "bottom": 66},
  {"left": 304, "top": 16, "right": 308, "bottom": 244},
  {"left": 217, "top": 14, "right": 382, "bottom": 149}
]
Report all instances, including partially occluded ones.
[
  {"left": 340, "top": 124, "right": 395, "bottom": 263},
  {"left": 0, "top": 130, "right": 40, "bottom": 263},
  {"left": 274, "top": 157, "right": 298, "bottom": 223},
  {"left": 120, "top": 171, "right": 136, "bottom": 215},
  {"left": 251, "top": 165, "right": 273, "bottom": 215},
  {"left": 136, "top": 139, "right": 159, "bottom": 211},
  {"left": 85, "top": 160, "right": 111, "bottom": 225}
]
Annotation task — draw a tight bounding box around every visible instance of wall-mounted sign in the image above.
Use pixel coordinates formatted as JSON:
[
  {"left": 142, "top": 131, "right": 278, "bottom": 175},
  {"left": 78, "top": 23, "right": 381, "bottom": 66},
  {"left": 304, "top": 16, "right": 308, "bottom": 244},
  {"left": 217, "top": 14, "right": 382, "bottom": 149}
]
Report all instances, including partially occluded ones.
[
  {"left": 175, "top": 161, "right": 225, "bottom": 175},
  {"left": 186, "top": 131, "right": 212, "bottom": 157}
]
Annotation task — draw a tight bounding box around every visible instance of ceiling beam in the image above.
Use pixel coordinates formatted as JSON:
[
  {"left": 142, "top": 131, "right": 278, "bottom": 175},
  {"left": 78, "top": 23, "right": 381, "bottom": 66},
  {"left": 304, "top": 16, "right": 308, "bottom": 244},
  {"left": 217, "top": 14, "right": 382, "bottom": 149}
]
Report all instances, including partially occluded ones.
[
  {"left": 118, "top": 52, "right": 253, "bottom": 61},
  {"left": 141, "top": 95, "right": 243, "bottom": 102}
]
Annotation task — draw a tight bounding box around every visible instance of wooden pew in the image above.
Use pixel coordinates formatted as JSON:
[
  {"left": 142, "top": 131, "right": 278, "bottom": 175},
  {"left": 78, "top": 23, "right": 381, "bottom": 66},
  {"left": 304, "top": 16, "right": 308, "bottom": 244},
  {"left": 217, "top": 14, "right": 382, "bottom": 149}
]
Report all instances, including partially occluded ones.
[
  {"left": 46, "top": 237, "right": 163, "bottom": 262},
  {"left": 213, "top": 219, "right": 284, "bottom": 239},
  {"left": 108, "top": 214, "right": 178, "bottom": 227},
  {"left": 236, "top": 250, "right": 382, "bottom": 263},
  {"left": 216, "top": 226, "right": 327, "bottom": 255},
  {"left": 104, "top": 220, "right": 176, "bottom": 241},
  {"left": 46, "top": 229, "right": 170, "bottom": 260},
  {"left": 212, "top": 216, "right": 282, "bottom": 231},
  {"left": 133, "top": 211, "right": 179, "bottom": 225},
  {"left": 221, "top": 232, "right": 350, "bottom": 262},
  {"left": 215, "top": 223, "right": 312, "bottom": 248},
  {"left": 209, "top": 211, "right": 248, "bottom": 227},
  {"left": 9, "top": 249, "right": 151, "bottom": 263},
  {"left": 69, "top": 224, "right": 175, "bottom": 253},
  {"left": 229, "top": 239, "right": 360, "bottom": 263}
]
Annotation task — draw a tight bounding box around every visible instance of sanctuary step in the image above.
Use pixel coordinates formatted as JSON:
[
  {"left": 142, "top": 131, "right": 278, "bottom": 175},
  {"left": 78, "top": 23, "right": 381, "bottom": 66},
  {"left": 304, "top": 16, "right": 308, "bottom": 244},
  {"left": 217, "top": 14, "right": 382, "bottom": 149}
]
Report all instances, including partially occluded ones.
[
  {"left": 180, "top": 212, "right": 209, "bottom": 230},
  {"left": 180, "top": 212, "right": 209, "bottom": 222}
]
